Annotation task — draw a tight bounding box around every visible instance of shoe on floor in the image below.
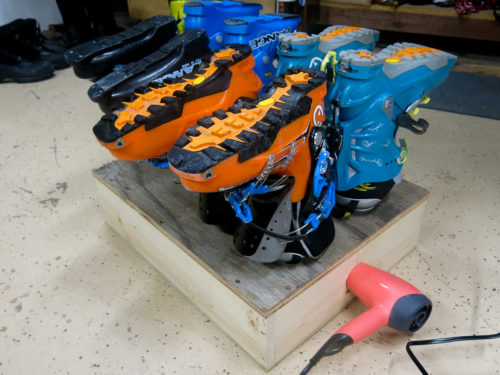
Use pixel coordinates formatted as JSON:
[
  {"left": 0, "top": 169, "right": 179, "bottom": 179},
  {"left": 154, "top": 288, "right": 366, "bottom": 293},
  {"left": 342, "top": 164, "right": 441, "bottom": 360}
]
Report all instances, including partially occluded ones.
[{"left": 0, "top": 19, "right": 54, "bottom": 83}]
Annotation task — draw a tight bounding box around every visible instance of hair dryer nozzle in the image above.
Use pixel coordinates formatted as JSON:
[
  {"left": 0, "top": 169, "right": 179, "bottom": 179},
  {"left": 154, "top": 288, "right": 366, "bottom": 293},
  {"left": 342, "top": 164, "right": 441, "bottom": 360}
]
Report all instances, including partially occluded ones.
[{"left": 389, "top": 293, "right": 432, "bottom": 334}]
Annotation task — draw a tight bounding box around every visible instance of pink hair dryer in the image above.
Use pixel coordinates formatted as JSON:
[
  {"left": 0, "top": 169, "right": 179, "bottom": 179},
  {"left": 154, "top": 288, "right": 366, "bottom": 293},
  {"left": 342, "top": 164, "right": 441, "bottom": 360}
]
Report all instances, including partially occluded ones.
[{"left": 301, "top": 262, "right": 432, "bottom": 374}]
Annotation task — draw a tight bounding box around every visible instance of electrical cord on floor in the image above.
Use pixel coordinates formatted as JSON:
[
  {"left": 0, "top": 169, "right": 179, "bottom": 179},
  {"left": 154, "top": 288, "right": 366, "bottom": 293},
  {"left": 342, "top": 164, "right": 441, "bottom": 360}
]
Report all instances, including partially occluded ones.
[{"left": 406, "top": 332, "right": 500, "bottom": 375}]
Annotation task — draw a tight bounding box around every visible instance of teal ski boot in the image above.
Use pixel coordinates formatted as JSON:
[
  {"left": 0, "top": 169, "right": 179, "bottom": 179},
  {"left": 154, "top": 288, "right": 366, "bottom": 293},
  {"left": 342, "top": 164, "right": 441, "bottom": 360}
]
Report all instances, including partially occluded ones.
[
  {"left": 330, "top": 43, "right": 456, "bottom": 216},
  {"left": 277, "top": 25, "right": 379, "bottom": 73},
  {"left": 277, "top": 25, "right": 379, "bottom": 122}
]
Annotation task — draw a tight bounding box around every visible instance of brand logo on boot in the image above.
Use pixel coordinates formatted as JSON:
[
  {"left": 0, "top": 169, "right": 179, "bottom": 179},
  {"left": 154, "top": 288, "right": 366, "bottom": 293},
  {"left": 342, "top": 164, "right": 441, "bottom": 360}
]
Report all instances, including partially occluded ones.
[
  {"left": 313, "top": 105, "right": 324, "bottom": 126},
  {"left": 309, "top": 57, "right": 323, "bottom": 69},
  {"left": 249, "top": 28, "right": 293, "bottom": 49},
  {"left": 155, "top": 58, "right": 203, "bottom": 82}
]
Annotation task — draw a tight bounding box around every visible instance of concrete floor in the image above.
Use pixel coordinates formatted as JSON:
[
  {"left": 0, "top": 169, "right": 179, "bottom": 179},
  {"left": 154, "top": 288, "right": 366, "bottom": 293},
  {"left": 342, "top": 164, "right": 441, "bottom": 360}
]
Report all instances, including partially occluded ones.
[{"left": 0, "top": 68, "right": 498, "bottom": 374}]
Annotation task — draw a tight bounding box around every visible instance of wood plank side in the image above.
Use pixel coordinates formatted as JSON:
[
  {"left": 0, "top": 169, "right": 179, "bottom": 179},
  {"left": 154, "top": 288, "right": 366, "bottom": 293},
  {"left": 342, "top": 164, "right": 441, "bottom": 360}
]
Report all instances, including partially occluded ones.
[
  {"left": 94, "top": 177, "right": 269, "bottom": 366},
  {"left": 314, "top": 4, "right": 500, "bottom": 41},
  {"left": 269, "top": 197, "right": 428, "bottom": 367}
]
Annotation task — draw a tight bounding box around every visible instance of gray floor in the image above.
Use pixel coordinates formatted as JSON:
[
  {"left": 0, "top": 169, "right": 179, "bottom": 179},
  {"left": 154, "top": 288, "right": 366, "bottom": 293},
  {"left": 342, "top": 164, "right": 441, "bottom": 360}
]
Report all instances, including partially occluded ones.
[
  {"left": 0, "top": 68, "right": 499, "bottom": 374},
  {"left": 423, "top": 71, "right": 500, "bottom": 120}
]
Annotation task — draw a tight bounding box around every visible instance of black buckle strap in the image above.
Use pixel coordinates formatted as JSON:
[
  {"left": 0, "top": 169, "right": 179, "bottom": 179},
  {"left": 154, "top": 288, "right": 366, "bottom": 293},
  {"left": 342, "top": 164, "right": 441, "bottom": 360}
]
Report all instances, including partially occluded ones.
[{"left": 396, "top": 112, "right": 429, "bottom": 134}]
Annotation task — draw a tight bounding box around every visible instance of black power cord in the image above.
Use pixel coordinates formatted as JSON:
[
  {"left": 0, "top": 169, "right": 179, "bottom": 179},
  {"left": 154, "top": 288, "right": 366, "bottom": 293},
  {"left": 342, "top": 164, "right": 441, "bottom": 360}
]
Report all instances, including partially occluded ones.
[{"left": 406, "top": 332, "right": 500, "bottom": 375}]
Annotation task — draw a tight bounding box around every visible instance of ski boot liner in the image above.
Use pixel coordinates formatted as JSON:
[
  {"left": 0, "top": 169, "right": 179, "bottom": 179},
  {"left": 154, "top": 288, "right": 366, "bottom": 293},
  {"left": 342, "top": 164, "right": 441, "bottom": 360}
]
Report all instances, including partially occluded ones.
[
  {"left": 88, "top": 29, "right": 211, "bottom": 113},
  {"left": 184, "top": 0, "right": 262, "bottom": 50},
  {"left": 93, "top": 44, "right": 262, "bottom": 161},
  {"left": 277, "top": 25, "right": 379, "bottom": 73},
  {"left": 332, "top": 43, "right": 456, "bottom": 214},
  {"left": 223, "top": 13, "right": 301, "bottom": 85},
  {"left": 65, "top": 15, "right": 177, "bottom": 79},
  {"left": 168, "top": 67, "right": 326, "bottom": 204}
]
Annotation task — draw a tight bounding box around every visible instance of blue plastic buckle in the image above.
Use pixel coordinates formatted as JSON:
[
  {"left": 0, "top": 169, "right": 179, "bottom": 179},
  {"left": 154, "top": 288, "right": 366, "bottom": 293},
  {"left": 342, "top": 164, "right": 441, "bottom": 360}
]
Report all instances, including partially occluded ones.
[
  {"left": 227, "top": 182, "right": 271, "bottom": 223},
  {"left": 304, "top": 151, "right": 336, "bottom": 230},
  {"left": 228, "top": 191, "right": 253, "bottom": 223},
  {"left": 147, "top": 158, "right": 170, "bottom": 168}
]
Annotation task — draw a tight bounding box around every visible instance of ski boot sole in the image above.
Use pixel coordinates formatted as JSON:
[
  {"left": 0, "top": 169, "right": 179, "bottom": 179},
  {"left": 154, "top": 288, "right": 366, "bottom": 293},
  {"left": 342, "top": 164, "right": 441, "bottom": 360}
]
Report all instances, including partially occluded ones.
[
  {"left": 64, "top": 15, "right": 177, "bottom": 79},
  {"left": 168, "top": 67, "right": 327, "bottom": 203},
  {"left": 88, "top": 29, "right": 211, "bottom": 113},
  {"left": 93, "top": 44, "right": 263, "bottom": 160}
]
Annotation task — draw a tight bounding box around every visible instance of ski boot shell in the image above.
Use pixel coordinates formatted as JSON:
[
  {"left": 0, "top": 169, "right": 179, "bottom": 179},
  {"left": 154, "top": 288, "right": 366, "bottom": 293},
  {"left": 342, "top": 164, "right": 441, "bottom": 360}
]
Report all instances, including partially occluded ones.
[
  {"left": 277, "top": 26, "right": 379, "bottom": 74},
  {"left": 223, "top": 13, "right": 301, "bottom": 85},
  {"left": 92, "top": 45, "right": 262, "bottom": 161},
  {"left": 168, "top": 67, "right": 327, "bottom": 204},
  {"left": 277, "top": 25, "right": 379, "bottom": 122},
  {"left": 65, "top": 15, "right": 178, "bottom": 79},
  {"left": 184, "top": 0, "right": 262, "bottom": 50},
  {"left": 88, "top": 29, "right": 211, "bottom": 113},
  {"left": 332, "top": 43, "right": 456, "bottom": 211}
]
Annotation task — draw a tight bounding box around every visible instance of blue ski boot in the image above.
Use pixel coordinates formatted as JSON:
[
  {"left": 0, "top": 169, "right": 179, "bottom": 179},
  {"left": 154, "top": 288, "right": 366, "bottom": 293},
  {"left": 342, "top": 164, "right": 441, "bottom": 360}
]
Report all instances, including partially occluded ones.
[
  {"left": 277, "top": 25, "right": 379, "bottom": 121},
  {"left": 184, "top": 0, "right": 262, "bottom": 50},
  {"left": 223, "top": 13, "right": 301, "bottom": 85},
  {"left": 330, "top": 43, "right": 456, "bottom": 215},
  {"left": 277, "top": 25, "right": 379, "bottom": 73}
]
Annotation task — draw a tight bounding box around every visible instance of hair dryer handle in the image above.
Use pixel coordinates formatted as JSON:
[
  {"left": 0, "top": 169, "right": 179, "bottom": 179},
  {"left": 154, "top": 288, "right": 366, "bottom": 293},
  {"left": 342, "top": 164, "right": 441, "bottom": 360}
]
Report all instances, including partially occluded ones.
[{"left": 335, "top": 305, "right": 388, "bottom": 343}]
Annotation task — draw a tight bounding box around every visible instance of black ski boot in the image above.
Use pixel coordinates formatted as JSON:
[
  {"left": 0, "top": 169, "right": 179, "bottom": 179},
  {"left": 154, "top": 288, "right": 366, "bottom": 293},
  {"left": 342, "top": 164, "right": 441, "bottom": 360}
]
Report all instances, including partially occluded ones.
[
  {"left": 64, "top": 15, "right": 177, "bottom": 79},
  {"left": 88, "top": 29, "right": 211, "bottom": 113}
]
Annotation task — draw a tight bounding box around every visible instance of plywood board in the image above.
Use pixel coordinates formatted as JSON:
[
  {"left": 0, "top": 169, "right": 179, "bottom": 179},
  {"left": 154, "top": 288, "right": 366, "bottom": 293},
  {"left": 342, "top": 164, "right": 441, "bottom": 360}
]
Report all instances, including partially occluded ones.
[{"left": 93, "top": 160, "right": 428, "bottom": 368}]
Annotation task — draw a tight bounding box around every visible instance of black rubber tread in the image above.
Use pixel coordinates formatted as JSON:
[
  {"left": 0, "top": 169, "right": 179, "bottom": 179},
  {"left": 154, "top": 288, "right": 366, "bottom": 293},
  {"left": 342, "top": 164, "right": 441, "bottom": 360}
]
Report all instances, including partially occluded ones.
[
  {"left": 65, "top": 15, "right": 177, "bottom": 79},
  {"left": 86, "top": 29, "right": 211, "bottom": 112},
  {"left": 168, "top": 67, "right": 325, "bottom": 174},
  {"left": 92, "top": 44, "right": 253, "bottom": 143}
]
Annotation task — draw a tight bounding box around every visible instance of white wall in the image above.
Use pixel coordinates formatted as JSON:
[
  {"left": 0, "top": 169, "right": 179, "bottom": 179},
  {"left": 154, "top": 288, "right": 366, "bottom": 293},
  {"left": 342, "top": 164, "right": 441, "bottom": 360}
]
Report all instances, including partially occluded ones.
[{"left": 0, "top": 0, "right": 62, "bottom": 30}]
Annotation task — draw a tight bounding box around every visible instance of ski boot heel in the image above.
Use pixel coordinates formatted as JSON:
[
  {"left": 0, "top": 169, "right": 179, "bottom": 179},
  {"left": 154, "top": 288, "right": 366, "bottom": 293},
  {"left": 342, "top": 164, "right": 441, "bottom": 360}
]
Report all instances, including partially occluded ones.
[
  {"left": 92, "top": 44, "right": 262, "bottom": 161},
  {"left": 184, "top": 0, "right": 262, "bottom": 50},
  {"left": 277, "top": 25, "right": 379, "bottom": 74},
  {"left": 332, "top": 43, "right": 456, "bottom": 215},
  {"left": 223, "top": 13, "right": 301, "bottom": 85},
  {"left": 65, "top": 15, "right": 178, "bottom": 79},
  {"left": 88, "top": 29, "right": 211, "bottom": 113}
]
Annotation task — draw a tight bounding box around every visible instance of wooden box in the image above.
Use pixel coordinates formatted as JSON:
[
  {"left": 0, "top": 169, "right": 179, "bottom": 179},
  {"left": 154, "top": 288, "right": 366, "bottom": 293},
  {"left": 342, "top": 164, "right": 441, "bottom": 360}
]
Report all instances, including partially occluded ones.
[{"left": 93, "top": 160, "right": 428, "bottom": 369}]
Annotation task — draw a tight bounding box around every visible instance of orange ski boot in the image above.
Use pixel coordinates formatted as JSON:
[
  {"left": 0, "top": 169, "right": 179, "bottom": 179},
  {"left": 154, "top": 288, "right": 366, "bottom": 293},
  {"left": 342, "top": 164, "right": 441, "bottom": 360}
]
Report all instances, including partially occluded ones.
[
  {"left": 168, "top": 67, "right": 327, "bottom": 204},
  {"left": 92, "top": 44, "right": 262, "bottom": 161}
]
